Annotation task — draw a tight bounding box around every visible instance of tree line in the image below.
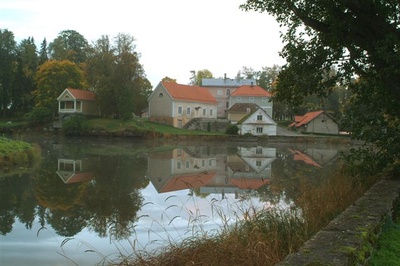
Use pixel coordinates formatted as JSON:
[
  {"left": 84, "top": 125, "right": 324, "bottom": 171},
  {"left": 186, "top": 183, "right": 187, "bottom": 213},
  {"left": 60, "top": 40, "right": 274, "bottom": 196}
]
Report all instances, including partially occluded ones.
[{"left": 0, "top": 29, "right": 152, "bottom": 121}]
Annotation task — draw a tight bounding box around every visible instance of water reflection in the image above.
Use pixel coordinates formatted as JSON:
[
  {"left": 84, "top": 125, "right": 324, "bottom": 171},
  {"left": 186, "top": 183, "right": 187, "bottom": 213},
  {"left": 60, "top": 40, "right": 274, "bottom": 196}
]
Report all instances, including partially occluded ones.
[
  {"left": 290, "top": 148, "right": 339, "bottom": 168},
  {"left": 56, "top": 158, "right": 95, "bottom": 184},
  {"left": 0, "top": 138, "right": 349, "bottom": 265}
]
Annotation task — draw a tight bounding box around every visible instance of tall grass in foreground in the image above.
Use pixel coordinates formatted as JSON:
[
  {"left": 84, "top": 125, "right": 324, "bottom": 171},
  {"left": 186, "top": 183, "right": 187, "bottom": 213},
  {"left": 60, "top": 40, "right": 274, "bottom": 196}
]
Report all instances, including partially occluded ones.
[
  {"left": 124, "top": 206, "right": 306, "bottom": 266},
  {"left": 103, "top": 164, "right": 380, "bottom": 266}
]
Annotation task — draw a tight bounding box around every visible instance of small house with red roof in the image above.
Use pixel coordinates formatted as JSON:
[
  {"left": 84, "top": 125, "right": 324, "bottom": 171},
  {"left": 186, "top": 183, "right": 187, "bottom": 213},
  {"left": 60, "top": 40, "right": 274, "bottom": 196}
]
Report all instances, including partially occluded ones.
[
  {"left": 229, "top": 84, "right": 273, "bottom": 117},
  {"left": 289, "top": 110, "right": 339, "bottom": 134},
  {"left": 148, "top": 82, "right": 218, "bottom": 128},
  {"left": 57, "top": 88, "right": 98, "bottom": 118}
]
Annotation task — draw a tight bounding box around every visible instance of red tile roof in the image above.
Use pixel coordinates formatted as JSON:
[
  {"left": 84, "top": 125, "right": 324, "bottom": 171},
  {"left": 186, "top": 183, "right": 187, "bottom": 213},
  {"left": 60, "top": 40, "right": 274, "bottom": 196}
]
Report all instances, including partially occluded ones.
[
  {"left": 291, "top": 110, "right": 324, "bottom": 128},
  {"left": 67, "top": 88, "right": 96, "bottom": 101},
  {"left": 161, "top": 82, "right": 217, "bottom": 104},
  {"left": 290, "top": 149, "right": 322, "bottom": 168},
  {"left": 159, "top": 172, "right": 215, "bottom": 193},
  {"left": 230, "top": 85, "right": 272, "bottom": 97}
]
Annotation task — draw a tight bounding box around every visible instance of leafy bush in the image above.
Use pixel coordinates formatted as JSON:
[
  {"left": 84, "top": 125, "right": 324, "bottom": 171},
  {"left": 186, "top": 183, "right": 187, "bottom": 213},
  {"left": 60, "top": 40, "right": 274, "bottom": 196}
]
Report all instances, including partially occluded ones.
[
  {"left": 62, "top": 115, "right": 88, "bottom": 134},
  {"left": 26, "top": 107, "right": 53, "bottom": 124},
  {"left": 225, "top": 124, "right": 239, "bottom": 135}
]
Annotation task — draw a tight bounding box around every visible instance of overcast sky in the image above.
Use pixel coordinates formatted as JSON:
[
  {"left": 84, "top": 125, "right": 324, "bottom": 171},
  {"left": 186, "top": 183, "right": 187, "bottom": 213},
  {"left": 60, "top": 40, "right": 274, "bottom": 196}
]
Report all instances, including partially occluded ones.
[{"left": 1, "top": 0, "right": 286, "bottom": 88}]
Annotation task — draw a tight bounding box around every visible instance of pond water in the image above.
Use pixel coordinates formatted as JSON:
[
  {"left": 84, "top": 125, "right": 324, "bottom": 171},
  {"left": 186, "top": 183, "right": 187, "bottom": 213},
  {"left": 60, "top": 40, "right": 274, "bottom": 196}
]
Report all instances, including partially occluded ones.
[{"left": 0, "top": 136, "right": 349, "bottom": 266}]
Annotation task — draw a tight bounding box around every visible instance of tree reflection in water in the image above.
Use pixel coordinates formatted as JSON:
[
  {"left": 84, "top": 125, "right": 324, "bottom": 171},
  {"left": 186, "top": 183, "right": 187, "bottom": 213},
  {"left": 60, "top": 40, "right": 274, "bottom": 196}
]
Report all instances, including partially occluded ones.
[{"left": 0, "top": 138, "right": 365, "bottom": 265}]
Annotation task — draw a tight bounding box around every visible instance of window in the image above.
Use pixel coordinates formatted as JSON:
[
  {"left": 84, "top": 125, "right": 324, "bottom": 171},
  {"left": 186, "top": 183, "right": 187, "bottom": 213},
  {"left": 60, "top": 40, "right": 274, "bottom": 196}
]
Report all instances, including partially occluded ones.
[
  {"left": 226, "top": 89, "right": 231, "bottom": 95},
  {"left": 210, "top": 108, "right": 213, "bottom": 116},
  {"left": 186, "top": 107, "right": 191, "bottom": 115},
  {"left": 158, "top": 93, "right": 163, "bottom": 97},
  {"left": 186, "top": 161, "right": 190, "bottom": 169},
  {"left": 262, "top": 97, "right": 268, "bottom": 101},
  {"left": 203, "top": 108, "right": 207, "bottom": 116},
  {"left": 60, "top": 101, "right": 74, "bottom": 110},
  {"left": 249, "top": 97, "right": 254, "bottom": 101},
  {"left": 217, "top": 89, "right": 222, "bottom": 96},
  {"left": 256, "top": 147, "right": 262, "bottom": 154},
  {"left": 257, "top": 115, "right": 262, "bottom": 121},
  {"left": 177, "top": 161, "right": 182, "bottom": 170},
  {"left": 256, "top": 127, "right": 263, "bottom": 134},
  {"left": 236, "top": 97, "right": 242, "bottom": 101},
  {"left": 177, "top": 106, "right": 182, "bottom": 114},
  {"left": 256, "top": 161, "right": 262, "bottom": 167},
  {"left": 226, "top": 102, "right": 229, "bottom": 108}
]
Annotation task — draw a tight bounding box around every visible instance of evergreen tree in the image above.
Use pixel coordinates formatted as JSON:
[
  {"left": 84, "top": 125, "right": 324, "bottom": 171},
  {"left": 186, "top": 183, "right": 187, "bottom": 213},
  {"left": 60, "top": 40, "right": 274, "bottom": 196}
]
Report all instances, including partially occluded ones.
[{"left": 0, "top": 29, "right": 17, "bottom": 118}]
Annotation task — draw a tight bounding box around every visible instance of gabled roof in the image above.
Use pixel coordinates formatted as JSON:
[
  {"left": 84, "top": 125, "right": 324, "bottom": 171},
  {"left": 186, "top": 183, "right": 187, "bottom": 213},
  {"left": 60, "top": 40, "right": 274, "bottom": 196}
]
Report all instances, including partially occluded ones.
[
  {"left": 227, "top": 103, "right": 259, "bottom": 113},
  {"left": 290, "top": 110, "right": 325, "bottom": 128},
  {"left": 58, "top": 88, "right": 96, "bottom": 101},
  {"left": 237, "top": 107, "right": 276, "bottom": 125},
  {"left": 230, "top": 85, "right": 272, "bottom": 97},
  {"left": 161, "top": 82, "right": 217, "bottom": 104}
]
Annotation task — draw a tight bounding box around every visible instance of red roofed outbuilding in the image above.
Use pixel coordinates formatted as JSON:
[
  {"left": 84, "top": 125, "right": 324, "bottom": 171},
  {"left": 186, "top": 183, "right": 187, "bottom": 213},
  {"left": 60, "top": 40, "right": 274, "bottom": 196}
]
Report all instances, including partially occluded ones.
[
  {"left": 57, "top": 88, "right": 98, "bottom": 117},
  {"left": 289, "top": 110, "right": 339, "bottom": 134}
]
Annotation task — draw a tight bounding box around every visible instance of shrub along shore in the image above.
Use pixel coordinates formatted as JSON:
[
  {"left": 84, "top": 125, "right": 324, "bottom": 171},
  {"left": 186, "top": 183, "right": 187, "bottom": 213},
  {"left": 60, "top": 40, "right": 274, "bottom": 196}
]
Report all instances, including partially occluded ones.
[{"left": 0, "top": 137, "right": 41, "bottom": 172}]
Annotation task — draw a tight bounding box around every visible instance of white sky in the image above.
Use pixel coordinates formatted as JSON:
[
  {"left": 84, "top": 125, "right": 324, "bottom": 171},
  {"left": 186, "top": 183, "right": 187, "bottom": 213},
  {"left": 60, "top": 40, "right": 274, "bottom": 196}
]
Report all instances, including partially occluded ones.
[{"left": 0, "top": 0, "right": 286, "bottom": 88}]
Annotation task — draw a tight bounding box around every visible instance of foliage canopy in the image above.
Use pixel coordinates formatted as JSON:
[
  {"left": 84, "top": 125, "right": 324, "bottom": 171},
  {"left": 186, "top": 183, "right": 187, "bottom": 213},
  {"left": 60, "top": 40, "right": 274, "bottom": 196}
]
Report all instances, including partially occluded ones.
[{"left": 241, "top": 0, "right": 400, "bottom": 172}]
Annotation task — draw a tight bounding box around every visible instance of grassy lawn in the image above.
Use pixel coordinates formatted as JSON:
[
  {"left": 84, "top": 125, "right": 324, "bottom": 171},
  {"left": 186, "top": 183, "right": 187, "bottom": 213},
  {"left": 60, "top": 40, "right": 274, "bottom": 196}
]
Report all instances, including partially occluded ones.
[
  {"left": 0, "top": 119, "right": 27, "bottom": 129},
  {"left": 368, "top": 218, "right": 400, "bottom": 265}
]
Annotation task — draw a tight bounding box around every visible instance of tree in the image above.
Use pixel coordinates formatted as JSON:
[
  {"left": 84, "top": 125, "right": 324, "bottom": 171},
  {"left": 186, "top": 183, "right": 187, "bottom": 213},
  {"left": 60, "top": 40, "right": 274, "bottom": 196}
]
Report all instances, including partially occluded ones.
[
  {"left": 11, "top": 37, "right": 38, "bottom": 115},
  {"left": 0, "top": 29, "right": 17, "bottom": 117},
  {"left": 240, "top": 66, "right": 259, "bottom": 80},
  {"left": 161, "top": 76, "right": 177, "bottom": 83},
  {"left": 48, "top": 30, "right": 89, "bottom": 64},
  {"left": 86, "top": 33, "right": 150, "bottom": 119},
  {"left": 33, "top": 60, "right": 86, "bottom": 116},
  {"left": 38, "top": 38, "right": 48, "bottom": 65},
  {"left": 241, "top": 1, "right": 400, "bottom": 172},
  {"left": 190, "top": 69, "right": 213, "bottom": 86}
]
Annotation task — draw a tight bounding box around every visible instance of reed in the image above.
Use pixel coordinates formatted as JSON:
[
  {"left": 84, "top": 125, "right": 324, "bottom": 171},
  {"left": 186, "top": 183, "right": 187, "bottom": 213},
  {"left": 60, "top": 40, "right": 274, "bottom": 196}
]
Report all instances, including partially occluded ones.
[{"left": 108, "top": 162, "right": 380, "bottom": 266}]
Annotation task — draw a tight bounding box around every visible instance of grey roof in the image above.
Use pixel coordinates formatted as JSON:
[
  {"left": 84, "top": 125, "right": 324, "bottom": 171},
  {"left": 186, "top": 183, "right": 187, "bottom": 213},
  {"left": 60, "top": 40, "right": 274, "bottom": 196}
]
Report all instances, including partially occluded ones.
[
  {"left": 202, "top": 78, "right": 256, "bottom": 87},
  {"left": 227, "top": 103, "right": 260, "bottom": 113}
]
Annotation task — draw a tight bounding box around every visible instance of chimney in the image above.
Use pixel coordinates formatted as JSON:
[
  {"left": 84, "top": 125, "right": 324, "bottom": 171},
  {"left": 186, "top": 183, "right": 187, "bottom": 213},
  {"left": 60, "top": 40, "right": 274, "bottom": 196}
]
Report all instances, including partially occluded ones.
[{"left": 224, "top": 73, "right": 227, "bottom": 83}]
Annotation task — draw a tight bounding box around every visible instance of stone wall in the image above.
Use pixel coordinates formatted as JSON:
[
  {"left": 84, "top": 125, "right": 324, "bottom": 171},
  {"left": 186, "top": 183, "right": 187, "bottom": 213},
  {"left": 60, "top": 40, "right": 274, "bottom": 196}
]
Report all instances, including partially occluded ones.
[{"left": 277, "top": 178, "right": 400, "bottom": 265}]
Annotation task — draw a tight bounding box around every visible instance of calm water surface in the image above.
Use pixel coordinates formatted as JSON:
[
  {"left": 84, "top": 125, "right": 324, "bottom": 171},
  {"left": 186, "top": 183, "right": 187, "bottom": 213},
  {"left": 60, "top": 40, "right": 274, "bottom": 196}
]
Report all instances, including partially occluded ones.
[{"left": 0, "top": 136, "right": 347, "bottom": 266}]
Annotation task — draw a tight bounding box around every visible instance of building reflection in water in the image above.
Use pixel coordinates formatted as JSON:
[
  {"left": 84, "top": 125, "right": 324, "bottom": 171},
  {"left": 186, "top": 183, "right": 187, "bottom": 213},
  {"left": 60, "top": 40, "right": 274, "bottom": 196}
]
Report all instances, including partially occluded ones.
[
  {"left": 56, "top": 158, "right": 95, "bottom": 184},
  {"left": 147, "top": 146, "right": 276, "bottom": 198},
  {"left": 290, "top": 148, "right": 339, "bottom": 168}
]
